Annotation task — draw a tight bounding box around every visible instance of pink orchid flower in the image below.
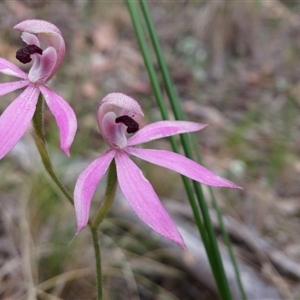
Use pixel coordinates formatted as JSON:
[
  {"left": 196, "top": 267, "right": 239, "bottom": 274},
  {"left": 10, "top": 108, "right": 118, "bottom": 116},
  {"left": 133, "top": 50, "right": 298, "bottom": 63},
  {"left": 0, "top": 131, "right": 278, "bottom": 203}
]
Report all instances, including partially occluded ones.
[
  {"left": 0, "top": 19, "right": 77, "bottom": 159},
  {"left": 74, "top": 93, "right": 240, "bottom": 248}
]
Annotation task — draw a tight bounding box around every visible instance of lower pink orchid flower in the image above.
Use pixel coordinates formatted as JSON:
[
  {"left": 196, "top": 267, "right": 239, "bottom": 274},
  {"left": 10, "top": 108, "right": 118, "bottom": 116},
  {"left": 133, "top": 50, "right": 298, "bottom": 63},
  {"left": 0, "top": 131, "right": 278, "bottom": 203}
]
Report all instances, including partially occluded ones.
[
  {"left": 74, "top": 93, "right": 240, "bottom": 248},
  {"left": 0, "top": 19, "right": 77, "bottom": 159}
]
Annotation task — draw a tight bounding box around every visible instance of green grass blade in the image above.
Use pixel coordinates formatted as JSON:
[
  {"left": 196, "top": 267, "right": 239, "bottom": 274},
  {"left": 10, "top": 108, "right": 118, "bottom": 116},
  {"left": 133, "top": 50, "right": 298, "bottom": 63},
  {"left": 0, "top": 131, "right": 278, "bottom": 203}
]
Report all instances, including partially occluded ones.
[
  {"left": 124, "top": 0, "right": 210, "bottom": 245},
  {"left": 137, "top": 1, "right": 246, "bottom": 299},
  {"left": 210, "top": 189, "right": 247, "bottom": 300},
  {"left": 124, "top": 0, "right": 232, "bottom": 297},
  {"left": 192, "top": 136, "right": 247, "bottom": 300}
]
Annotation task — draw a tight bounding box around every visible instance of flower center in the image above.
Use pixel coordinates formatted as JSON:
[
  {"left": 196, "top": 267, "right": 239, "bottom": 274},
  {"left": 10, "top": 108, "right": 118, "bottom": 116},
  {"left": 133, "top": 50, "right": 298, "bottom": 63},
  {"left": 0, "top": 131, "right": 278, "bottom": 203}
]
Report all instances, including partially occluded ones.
[
  {"left": 16, "top": 45, "right": 43, "bottom": 64},
  {"left": 115, "top": 115, "right": 139, "bottom": 134}
]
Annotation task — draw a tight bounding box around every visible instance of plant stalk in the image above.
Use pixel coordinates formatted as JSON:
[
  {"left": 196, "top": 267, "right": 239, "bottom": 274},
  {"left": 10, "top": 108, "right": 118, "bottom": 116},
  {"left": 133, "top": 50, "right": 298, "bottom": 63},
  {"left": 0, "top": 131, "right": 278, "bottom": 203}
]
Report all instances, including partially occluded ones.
[
  {"left": 32, "top": 95, "right": 73, "bottom": 205},
  {"left": 90, "top": 226, "right": 103, "bottom": 300}
]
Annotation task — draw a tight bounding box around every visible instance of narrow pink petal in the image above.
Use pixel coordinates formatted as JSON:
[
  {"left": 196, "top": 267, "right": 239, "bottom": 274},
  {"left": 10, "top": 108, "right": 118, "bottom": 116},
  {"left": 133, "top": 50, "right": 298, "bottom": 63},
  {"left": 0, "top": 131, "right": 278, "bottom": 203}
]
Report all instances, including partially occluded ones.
[
  {"left": 74, "top": 150, "right": 116, "bottom": 232},
  {"left": 0, "top": 80, "right": 29, "bottom": 96},
  {"left": 28, "top": 47, "right": 57, "bottom": 83},
  {"left": 0, "top": 85, "right": 39, "bottom": 159},
  {"left": 115, "top": 151, "right": 186, "bottom": 248},
  {"left": 39, "top": 86, "right": 77, "bottom": 156},
  {"left": 127, "top": 121, "right": 207, "bottom": 146},
  {"left": 126, "top": 147, "right": 241, "bottom": 189},
  {"left": 0, "top": 57, "right": 28, "bottom": 79}
]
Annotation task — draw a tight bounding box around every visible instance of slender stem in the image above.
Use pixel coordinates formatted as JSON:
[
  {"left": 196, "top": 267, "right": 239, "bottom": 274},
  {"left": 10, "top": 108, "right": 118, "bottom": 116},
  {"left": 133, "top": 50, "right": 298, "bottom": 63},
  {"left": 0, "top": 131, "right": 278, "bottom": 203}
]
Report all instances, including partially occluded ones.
[
  {"left": 32, "top": 95, "right": 45, "bottom": 143},
  {"left": 32, "top": 96, "right": 105, "bottom": 299},
  {"left": 89, "top": 161, "right": 118, "bottom": 300},
  {"left": 93, "top": 160, "right": 118, "bottom": 227},
  {"left": 90, "top": 226, "right": 103, "bottom": 300},
  {"left": 32, "top": 95, "right": 73, "bottom": 205}
]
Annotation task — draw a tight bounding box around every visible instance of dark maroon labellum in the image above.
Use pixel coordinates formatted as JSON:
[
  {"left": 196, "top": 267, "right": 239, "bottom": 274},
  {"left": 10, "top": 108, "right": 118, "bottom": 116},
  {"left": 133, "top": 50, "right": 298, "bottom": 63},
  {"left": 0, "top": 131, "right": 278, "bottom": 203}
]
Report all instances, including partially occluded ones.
[
  {"left": 115, "top": 115, "right": 139, "bottom": 134},
  {"left": 16, "top": 45, "right": 43, "bottom": 64}
]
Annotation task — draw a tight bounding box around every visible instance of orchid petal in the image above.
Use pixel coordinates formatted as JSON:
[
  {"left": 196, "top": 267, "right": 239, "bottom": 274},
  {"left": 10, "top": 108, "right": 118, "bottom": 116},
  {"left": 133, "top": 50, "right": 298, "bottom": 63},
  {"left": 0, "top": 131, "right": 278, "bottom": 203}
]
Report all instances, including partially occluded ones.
[
  {"left": 74, "top": 150, "right": 116, "bottom": 232},
  {"left": 115, "top": 151, "right": 185, "bottom": 248},
  {"left": 0, "top": 80, "right": 29, "bottom": 96},
  {"left": 0, "top": 85, "right": 39, "bottom": 159},
  {"left": 42, "top": 34, "right": 65, "bottom": 81},
  {"left": 39, "top": 85, "right": 77, "bottom": 156},
  {"left": 126, "top": 147, "right": 241, "bottom": 189},
  {"left": 28, "top": 47, "right": 57, "bottom": 83},
  {"left": 0, "top": 58, "right": 28, "bottom": 79},
  {"left": 14, "top": 19, "right": 65, "bottom": 82},
  {"left": 21, "top": 32, "right": 40, "bottom": 46},
  {"left": 127, "top": 121, "right": 207, "bottom": 146},
  {"left": 102, "top": 111, "right": 127, "bottom": 149}
]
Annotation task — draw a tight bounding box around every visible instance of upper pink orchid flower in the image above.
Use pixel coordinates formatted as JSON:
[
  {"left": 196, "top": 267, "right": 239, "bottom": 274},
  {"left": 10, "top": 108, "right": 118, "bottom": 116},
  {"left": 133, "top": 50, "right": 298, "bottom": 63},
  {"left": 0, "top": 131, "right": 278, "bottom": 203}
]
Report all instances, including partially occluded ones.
[
  {"left": 0, "top": 19, "right": 77, "bottom": 159},
  {"left": 74, "top": 93, "right": 241, "bottom": 248}
]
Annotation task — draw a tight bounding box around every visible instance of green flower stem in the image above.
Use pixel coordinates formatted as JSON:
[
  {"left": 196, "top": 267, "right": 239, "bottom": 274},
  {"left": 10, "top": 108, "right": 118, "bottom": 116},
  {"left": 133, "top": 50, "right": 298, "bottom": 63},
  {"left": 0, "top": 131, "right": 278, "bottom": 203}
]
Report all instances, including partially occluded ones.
[
  {"left": 93, "top": 160, "right": 118, "bottom": 228},
  {"left": 32, "top": 95, "right": 105, "bottom": 300},
  {"left": 32, "top": 95, "right": 46, "bottom": 143},
  {"left": 32, "top": 95, "right": 73, "bottom": 205},
  {"left": 89, "top": 161, "right": 118, "bottom": 300},
  {"left": 90, "top": 226, "right": 103, "bottom": 300}
]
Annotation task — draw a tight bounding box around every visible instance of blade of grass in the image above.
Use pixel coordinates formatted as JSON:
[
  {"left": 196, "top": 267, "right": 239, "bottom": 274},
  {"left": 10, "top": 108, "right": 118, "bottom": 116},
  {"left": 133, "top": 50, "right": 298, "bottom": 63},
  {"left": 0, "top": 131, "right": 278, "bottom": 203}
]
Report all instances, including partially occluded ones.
[
  {"left": 138, "top": 1, "right": 246, "bottom": 299},
  {"left": 125, "top": 0, "right": 229, "bottom": 297},
  {"left": 192, "top": 136, "right": 247, "bottom": 300},
  {"left": 138, "top": 2, "right": 232, "bottom": 298},
  {"left": 210, "top": 189, "right": 247, "bottom": 300},
  {"left": 124, "top": 0, "right": 209, "bottom": 247}
]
